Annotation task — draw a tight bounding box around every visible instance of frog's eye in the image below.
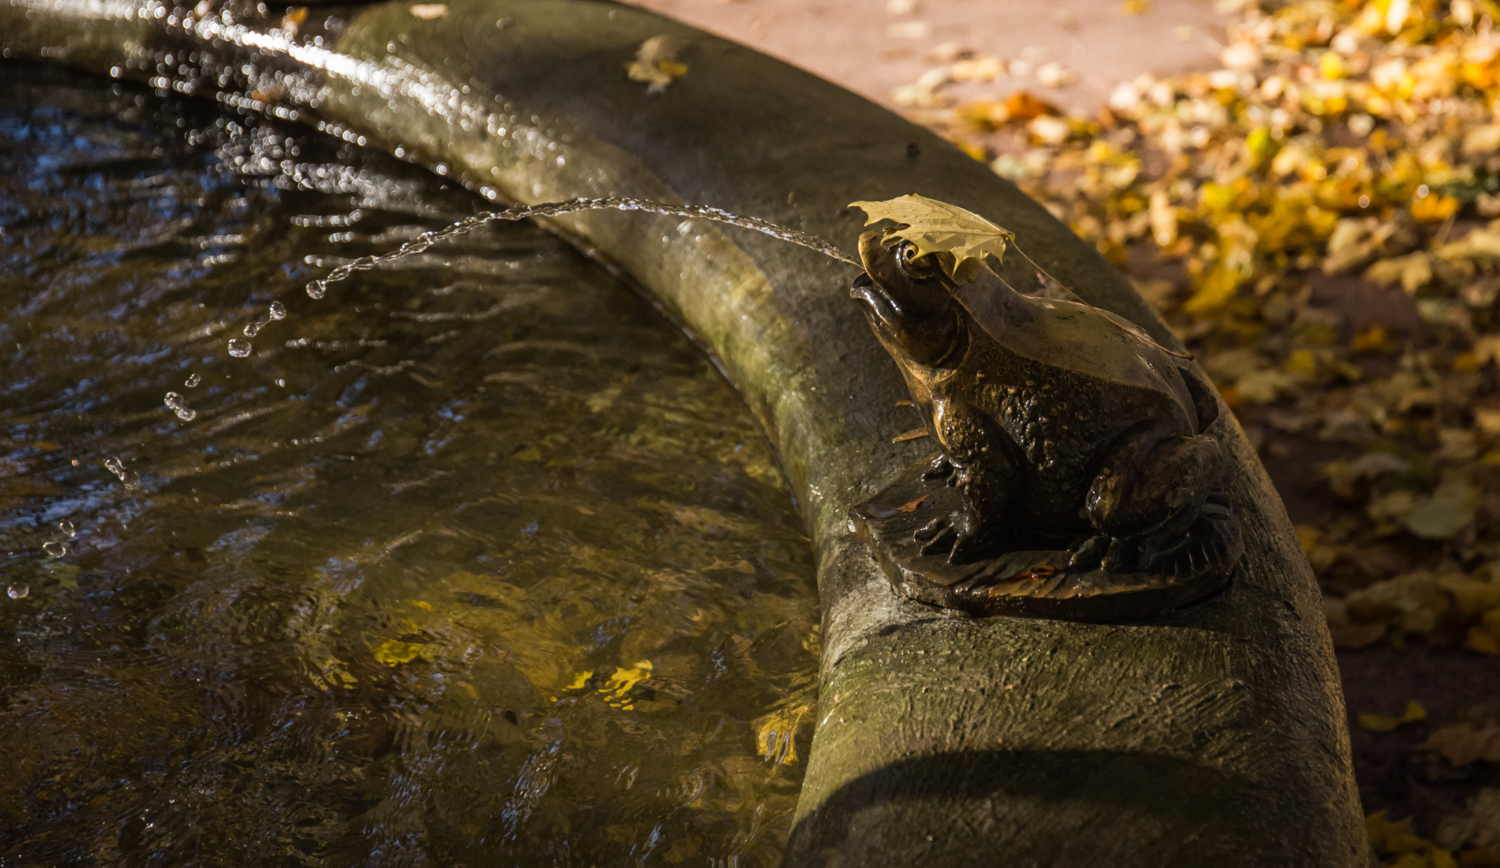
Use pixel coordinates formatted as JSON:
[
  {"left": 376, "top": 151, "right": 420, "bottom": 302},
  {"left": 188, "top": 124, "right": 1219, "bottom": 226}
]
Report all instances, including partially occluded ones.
[{"left": 895, "top": 242, "right": 941, "bottom": 280}]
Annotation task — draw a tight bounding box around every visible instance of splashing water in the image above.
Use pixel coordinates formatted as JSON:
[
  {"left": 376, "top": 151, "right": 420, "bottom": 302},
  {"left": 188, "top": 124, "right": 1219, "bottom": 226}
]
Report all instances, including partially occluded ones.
[
  {"left": 243, "top": 318, "right": 266, "bottom": 337},
  {"left": 164, "top": 391, "right": 197, "bottom": 421},
  {"left": 303, "top": 197, "right": 861, "bottom": 300},
  {"left": 103, "top": 456, "right": 141, "bottom": 490},
  {"left": 184, "top": 373, "right": 201, "bottom": 387},
  {"left": 268, "top": 301, "right": 287, "bottom": 320},
  {"left": 58, "top": 520, "right": 76, "bottom": 538},
  {"left": 43, "top": 541, "right": 68, "bottom": 557},
  {"left": 7, "top": 583, "right": 28, "bottom": 600},
  {"left": 228, "top": 339, "right": 252, "bottom": 358}
]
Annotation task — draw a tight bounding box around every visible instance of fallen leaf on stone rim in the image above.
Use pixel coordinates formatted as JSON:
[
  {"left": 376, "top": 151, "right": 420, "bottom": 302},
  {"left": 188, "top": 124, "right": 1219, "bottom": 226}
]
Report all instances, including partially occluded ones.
[{"left": 627, "top": 35, "right": 688, "bottom": 93}]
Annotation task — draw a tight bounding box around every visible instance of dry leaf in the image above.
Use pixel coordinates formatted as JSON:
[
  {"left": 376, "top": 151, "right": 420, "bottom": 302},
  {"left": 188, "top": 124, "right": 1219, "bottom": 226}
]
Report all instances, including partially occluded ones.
[
  {"left": 897, "top": 495, "right": 929, "bottom": 513},
  {"left": 891, "top": 427, "right": 930, "bottom": 443},
  {"left": 850, "top": 194, "right": 1014, "bottom": 278},
  {"left": 374, "top": 639, "right": 424, "bottom": 666},
  {"left": 1358, "top": 700, "right": 1427, "bottom": 732},
  {"left": 627, "top": 35, "right": 688, "bottom": 93},
  {"left": 1437, "top": 789, "right": 1500, "bottom": 853},
  {"left": 1402, "top": 481, "right": 1478, "bottom": 540},
  {"left": 1422, "top": 721, "right": 1500, "bottom": 767},
  {"left": 1003, "top": 89, "right": 1059, "bottom": 121}
]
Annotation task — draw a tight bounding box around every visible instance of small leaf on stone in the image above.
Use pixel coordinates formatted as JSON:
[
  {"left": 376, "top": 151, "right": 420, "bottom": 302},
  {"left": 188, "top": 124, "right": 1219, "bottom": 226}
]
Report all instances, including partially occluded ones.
[{"left": 627, "top": 35, "right": 688, "bottom": 93}]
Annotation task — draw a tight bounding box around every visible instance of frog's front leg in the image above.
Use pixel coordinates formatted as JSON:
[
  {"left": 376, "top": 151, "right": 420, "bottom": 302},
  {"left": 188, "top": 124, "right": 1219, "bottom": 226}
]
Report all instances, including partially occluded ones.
[
  {"left": 912, "top": 400, "right": 1019, "bottom": 563},
  {"left": 1072, "top": 421, "right": 1224, "bottom": 572}
]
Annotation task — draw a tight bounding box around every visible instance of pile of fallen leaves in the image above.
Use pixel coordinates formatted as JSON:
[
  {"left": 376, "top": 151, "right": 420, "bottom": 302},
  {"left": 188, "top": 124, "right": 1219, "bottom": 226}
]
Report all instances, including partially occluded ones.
[
  {"left": 916, "top": 0, "right": 1500, "bottom": 654},
  {"left": 903, "top": 0, "right": 1500, "bottom": 859}
]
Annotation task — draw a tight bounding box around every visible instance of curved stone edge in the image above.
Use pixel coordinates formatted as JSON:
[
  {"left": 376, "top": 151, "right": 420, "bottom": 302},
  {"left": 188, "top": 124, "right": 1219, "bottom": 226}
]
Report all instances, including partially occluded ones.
[{"left": 0, "top": 2, "right": 1368, "bottom": 865}]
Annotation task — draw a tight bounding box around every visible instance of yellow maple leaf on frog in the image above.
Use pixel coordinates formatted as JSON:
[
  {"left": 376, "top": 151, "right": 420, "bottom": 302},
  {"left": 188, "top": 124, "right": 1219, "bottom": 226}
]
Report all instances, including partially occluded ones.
[
  {"left": 849, "top": 194, "right": 1014, "bottom": 279},
  {"left": 851, "top": 194, "right": 1194, "bottom": 359}
]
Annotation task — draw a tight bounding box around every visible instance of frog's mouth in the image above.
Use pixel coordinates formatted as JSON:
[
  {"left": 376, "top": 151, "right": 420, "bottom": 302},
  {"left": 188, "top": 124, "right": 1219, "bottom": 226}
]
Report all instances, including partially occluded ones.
[
  {"left": 849, "top": 271, "right": 879, "bottom": 304},
  {"left": 850, "top": 271, "right": 964, "bottom": 368},
  {"left": 849, "top": 271, "right": 899, "bottom": 332}
]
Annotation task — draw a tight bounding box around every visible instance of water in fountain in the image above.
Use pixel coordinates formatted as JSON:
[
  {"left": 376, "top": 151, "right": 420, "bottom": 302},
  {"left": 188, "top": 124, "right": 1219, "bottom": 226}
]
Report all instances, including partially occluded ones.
[{"left": 0, "top": 62, "right": 818, "bottom": 866}]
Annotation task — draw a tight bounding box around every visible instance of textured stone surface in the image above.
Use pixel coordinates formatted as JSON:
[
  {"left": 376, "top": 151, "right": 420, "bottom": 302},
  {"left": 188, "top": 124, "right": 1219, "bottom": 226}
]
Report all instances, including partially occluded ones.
[{"left": 0, "top": 2, "right": 1367, "bottom": 863}]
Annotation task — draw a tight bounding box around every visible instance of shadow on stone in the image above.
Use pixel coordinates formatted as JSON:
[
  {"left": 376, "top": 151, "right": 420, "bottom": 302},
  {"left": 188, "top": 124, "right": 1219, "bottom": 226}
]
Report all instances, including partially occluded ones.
[{"left": 785, "top": 748, "right": 1277, "bottom": 868}]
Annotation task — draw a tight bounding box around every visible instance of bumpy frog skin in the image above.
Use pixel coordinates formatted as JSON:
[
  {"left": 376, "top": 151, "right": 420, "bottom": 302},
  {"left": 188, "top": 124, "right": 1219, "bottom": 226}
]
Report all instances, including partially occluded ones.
[{"left": 851, "top": 228, "right": 1226, "bottom": 573}]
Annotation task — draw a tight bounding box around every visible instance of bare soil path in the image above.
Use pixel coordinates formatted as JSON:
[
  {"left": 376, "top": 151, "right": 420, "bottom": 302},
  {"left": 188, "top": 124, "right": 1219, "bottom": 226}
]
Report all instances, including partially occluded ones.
[{"left": 626, "top": 0, "right": 1229, "bottom": 114}]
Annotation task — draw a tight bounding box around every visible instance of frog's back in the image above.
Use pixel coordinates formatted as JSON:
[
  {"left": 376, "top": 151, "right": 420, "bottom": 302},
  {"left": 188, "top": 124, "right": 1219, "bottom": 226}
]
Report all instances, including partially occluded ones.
[{"left": 951, "top": 277, "right": 1196, "bottom": 428}]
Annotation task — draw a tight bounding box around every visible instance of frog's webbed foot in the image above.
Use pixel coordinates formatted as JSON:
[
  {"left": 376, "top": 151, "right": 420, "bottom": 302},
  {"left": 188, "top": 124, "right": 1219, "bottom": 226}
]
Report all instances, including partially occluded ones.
[
  {"left": 913, "top": 512, "right": 988, "bottom": 562},
  {"left": 1067, "top": 534, "right": 1109, "bottom": 570},
  {"left": 914, "top": 454, "right": 1015, "bottom": 563},
  {"left": 914, "top": 515, "right": 958, "bottom": 556},
  {"left": 1067, "top": 534, "right": 1140, "bottom": 572},
  {"left": 1070, "top": 491, "right": 1240, "bottom": 576},
  {"left": 1140, "top": 491, "right": 1238, "bottom": 574}
]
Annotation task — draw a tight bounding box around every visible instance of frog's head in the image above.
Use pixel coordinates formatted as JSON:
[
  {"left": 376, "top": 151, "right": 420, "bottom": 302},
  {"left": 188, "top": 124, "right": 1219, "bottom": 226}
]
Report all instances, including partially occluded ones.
[{"left": 850, "top": 229, "right": 965, "bottom": 368}]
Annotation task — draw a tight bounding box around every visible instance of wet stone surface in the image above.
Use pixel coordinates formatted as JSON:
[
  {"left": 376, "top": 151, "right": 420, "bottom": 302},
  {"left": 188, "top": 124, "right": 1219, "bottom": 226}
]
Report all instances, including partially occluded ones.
[{"left": 0, "top": 63, "right": 818, "bottom": 866}]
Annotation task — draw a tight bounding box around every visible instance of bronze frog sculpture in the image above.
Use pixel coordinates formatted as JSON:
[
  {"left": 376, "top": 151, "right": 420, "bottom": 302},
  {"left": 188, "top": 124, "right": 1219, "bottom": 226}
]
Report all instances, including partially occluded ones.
[{"left": 847, "top": 228, "right": 1242, "bottom": 620}]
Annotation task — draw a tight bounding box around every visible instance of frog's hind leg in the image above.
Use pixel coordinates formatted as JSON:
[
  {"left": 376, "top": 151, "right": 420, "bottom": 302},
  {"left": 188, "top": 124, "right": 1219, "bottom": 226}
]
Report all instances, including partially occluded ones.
[
  {"left": 1077, "top": 422, "right": 1224, "bottom": 573},
  {"left": 914, "top": 401, "right": 1021, "bottom": 563},
  {"left": 1151, "top": 490, "right": 1241, "bottom": 580}
]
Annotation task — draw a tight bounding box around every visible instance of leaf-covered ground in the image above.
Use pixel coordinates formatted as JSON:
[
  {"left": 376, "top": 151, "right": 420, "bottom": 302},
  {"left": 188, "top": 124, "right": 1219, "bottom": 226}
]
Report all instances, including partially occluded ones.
[{"left": 898, "top": 0, "right": 1500, "bottom": 862}]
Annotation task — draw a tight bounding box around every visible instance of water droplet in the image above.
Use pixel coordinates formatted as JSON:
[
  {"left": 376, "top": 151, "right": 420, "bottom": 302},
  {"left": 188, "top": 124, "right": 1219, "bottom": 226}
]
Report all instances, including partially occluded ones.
[
  {"left": 243, "top": 319, "right": 265, "bottom": 338},
  {"left": 228, "top": 339, "right": 252, "bottom": 358},
  {"left": 164, "top": 391, "right": 197, "bottom": 422},
  {"left": 268, "top": 301, "right": 287, "bottom": 320},
  {"left": 43, "top": 541, "right": 67, "bottom": 557},
  {"left": 58, "top": 520, "right": 76, "bottom": 537},
  {"left": 8, "top": 583, "right": 29, "bottom": 600},
  {"left": 104, "top": 457, "right": 140, "bottom": 489},
  {"left": 185, "top": 373, "right": 201, "bottom": 387},
  {"left": 306, "top": 282, "right": 328, "bottom": 300},
  {"left": 275, "top": 378, "right": 287, "bottom": 387}
]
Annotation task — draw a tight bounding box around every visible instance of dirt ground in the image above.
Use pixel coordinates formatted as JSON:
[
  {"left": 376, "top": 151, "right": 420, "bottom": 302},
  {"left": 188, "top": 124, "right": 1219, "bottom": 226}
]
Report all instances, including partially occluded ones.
[{"left": 626, "top": 0, "right": 1229, "bottom": 113}]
